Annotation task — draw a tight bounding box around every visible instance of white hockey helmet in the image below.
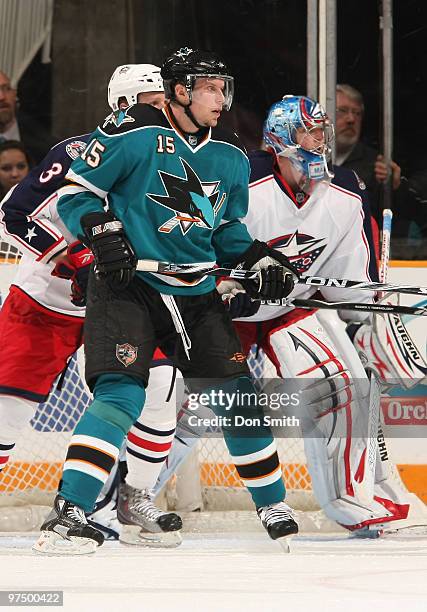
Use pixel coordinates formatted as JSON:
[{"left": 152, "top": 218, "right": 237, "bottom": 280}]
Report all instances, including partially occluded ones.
[{"left": 107, "top": 64, "right": 164, "bottom": 111}]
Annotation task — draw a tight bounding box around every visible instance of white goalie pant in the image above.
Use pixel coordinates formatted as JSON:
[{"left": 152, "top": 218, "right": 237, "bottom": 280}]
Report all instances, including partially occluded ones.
[{"left": 267, "top": 309, "right": 427, "bottom": 531}]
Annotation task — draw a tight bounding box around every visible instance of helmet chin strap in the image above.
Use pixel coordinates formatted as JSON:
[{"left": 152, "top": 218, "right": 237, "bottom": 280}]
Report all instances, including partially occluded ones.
[
  {"left": 170, "top": 89, "right": 205, "bottom": 130},
  {"left": 183, "top": 103, "right": 205, "bottom": 130}
]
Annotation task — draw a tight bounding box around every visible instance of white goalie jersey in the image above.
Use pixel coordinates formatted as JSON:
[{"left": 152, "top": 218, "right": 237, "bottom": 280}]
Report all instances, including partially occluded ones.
[
  {"left": 232, "top": 150, "right": 427, "bottom": 533},
  {"left": 237, "top": 150, "right": 374, "bottom": 323}
]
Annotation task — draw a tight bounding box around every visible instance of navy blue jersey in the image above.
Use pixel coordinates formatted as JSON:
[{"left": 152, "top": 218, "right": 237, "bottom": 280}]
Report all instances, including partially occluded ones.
[
  {"left": 0, "top": 135, "right": 90, "bottom": 262},
  {"left": 332, "top": 165, "right": 379, "bottom": 281}
]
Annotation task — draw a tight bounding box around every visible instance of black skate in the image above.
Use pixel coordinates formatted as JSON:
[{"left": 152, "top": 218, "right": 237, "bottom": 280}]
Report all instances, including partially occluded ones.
[
  {"left": 33, "top": 495, "right": 104, "bottom": 555},
  {"left": 257, "top": 501, "right": 299, "bottom": 552},
  {"left": 118, "top": 482, "right": 182, "bottom": 548}
]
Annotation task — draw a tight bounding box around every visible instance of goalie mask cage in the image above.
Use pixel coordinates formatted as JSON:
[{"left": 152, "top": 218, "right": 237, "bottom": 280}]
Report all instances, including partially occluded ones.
[{"left": 0, "top": 245, "right": 422, "bottom": 532}]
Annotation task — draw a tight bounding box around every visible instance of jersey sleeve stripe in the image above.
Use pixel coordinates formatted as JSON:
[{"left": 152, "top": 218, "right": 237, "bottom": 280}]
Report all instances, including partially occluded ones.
[{"left": 65, "top": 169, "right": 107, "bottom": 199}]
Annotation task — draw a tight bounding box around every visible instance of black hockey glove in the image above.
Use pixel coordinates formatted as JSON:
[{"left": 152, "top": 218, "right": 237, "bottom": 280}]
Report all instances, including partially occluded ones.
[
  {"left": 233, "top": 239, "right": 299, "bottom": 300},
  {"left": 217, "top": 279, "right": 261, "bottom": 318},
  {"left": 79, "top": 211, "right": 136, "bottom": 291},
  {"left": 225, "top": 291, "right": 261, "bottom": 319},
  {"left": 51, "top": 240, "right": 94, "bottom": 307}
]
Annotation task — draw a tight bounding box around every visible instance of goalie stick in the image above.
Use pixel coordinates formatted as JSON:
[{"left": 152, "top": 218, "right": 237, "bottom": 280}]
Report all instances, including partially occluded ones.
[
  {"left": 258, "top": 297, "right": 427, "bottom": 317},
  {"left": 135, "top": 259, "right": 427, "bottom": 297},
  {"left": 379, "top": 208, "right": 393, "bottom": 287}
]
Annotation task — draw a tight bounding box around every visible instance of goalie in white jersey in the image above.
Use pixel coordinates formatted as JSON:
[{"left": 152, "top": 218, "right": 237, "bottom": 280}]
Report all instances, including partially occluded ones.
[{"left": 217, "top": 95, "right": 427, "bottom": 535}]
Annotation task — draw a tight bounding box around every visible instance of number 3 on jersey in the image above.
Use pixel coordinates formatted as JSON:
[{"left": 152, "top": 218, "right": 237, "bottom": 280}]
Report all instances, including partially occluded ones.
[{"left": 81, "top": 139, "right": 106, "bottom": 168}]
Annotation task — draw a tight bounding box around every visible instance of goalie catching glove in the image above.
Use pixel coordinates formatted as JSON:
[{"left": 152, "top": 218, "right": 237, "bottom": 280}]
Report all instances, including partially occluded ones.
[
  {"left": 79, "top": 211, "right": 136, "bottom": 291},
  {"left": 226, "top": 239, "right": 299, "bottom": 301},
  {"left": 51, "top": 240, "right": 94, "bottom": 306}
]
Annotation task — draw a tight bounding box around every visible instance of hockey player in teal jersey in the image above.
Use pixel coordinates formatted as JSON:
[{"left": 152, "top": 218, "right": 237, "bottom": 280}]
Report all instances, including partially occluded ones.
[{"left": 34, "top": 48, "right": 299, "bottom": 555}]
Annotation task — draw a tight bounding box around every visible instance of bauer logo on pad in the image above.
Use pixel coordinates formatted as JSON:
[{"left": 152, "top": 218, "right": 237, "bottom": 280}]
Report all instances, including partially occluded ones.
[{"left": 116, "top": 343, "right": 138, "bottom": 367}]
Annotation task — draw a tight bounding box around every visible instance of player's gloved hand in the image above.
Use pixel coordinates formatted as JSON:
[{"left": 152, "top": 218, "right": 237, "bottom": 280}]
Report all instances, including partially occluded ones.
[
  {"left": 79, "top": 211, "right": 136, "bottom": 291},
  {"left": 232, "top": 239, "right": 299, "bottom": 300},
  {"left": 217, "top": 280, "right": 260, "bottom": 318},
  {"left": 51, "top": 240, "right": 94, "bottom": 307}
]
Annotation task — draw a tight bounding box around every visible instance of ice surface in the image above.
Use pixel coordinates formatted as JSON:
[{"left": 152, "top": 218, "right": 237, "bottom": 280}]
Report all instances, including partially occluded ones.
[{"left": 1, "top": 531, "right": 427, "bottom": 612}]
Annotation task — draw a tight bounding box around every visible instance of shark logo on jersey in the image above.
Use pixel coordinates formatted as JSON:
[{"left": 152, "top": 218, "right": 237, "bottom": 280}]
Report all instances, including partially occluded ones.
[
  {"left": 116, "top": 343, "right": 138, "bottom": 367},
  {"left": 147, "top": 157, "right": 226, "bottom": 235},
  {"left": 102, "top": 108, "right": 135, "bottom": 129},
  {"left": 269, "top": 231, "right": 327, "bottom": 274}
]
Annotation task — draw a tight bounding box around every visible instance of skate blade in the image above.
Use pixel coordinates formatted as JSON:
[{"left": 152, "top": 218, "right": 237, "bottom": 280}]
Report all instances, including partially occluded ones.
[
  {"left": 277, "top": 535, "right": 293, "bottom": 553},
  {"left": 119, "top": 525, "right": 182, "bottom": 548},
  {"left": 32, "top": 531, "right": 99, "bottom": 555},
  {"left": 379, "top": 525, "right": 427, "bottom": 538}
]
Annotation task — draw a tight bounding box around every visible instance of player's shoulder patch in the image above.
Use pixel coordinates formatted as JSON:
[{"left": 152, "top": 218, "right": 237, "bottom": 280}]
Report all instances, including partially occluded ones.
[
  {"left": 353, "top": 171, "right": 366, "bottom": 190},
  {"left": 332, "top": 164, "right": 366, "bottom": 195},
  {"left": 65, "top": 140, "right": 88, "bottom": 160},
  {"left": 99, "top": 104, "right": 167, "bottom": 136},
  {"left": 248, "top": 149, "right": 274, "bottom": 184}
]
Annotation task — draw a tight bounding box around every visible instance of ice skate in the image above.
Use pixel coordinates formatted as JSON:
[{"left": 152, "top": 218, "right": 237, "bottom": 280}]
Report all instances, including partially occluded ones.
[
  {"left": 33, "top": 495, "right": 104, "bottom": 555},
  {"left": 86, "top": 496, "right": 121, "bottom": 541},
  {"left": 257, "top": 500, "right": 299, "bottom": 553},
  {"left": 118, "top": 482, "right": 183, "bottom": 548}
]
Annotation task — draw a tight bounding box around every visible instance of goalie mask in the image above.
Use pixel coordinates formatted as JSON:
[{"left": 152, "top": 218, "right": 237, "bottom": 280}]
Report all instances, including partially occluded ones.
[
  {"left": 161, "top": 47, "right": 234, "bottom": 112},
  {"left": 108, "top": 64, "right": 164, "bottom": 111},
  {"left": 264, "top": 95, "right": 334, "bottom": 196}
]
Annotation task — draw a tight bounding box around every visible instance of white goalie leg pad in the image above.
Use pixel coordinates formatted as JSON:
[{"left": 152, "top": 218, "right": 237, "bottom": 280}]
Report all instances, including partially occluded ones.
[
  {"left": 359, "top": 423, "right": 427, "bottom": 533},
  {"left": 268, "top": 310, "right": 384, "bottom": 526},
  {"left": 318, "top": 310, "right": 427, "bottom": 531},
  {"left": 126, "top": 365, "right": 178, "bottom": 490},
  {"left": 0, "top": 396, "right": 36, "bottom": 469},
  {"left": 353, "top": 295, "right": 427, "bottom": 389}
]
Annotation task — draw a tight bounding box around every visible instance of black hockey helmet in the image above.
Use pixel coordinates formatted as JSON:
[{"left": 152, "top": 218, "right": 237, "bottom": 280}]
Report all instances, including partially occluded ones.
[{"left": 161, "top": 47, "right": 234, "bottom": 110}]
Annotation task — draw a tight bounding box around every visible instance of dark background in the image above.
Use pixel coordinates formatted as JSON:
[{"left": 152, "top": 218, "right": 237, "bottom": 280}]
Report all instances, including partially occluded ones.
[{"left": 16, "top": 0, "right": 427, "bottom": 174}]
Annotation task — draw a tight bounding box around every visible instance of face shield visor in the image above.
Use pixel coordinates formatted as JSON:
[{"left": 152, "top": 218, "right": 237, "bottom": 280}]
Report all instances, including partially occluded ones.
[
  {"left": 184, "top": 74, "right": 234, "bottom": 111},
  {"left": 268, "top": 120, "right": 335, "bottom": 196}
]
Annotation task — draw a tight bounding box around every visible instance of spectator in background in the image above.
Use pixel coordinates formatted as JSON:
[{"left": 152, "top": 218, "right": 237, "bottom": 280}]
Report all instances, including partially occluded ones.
[
  {"left": 334, "top": 84, "right": 402, "bottom": 219},
  {"left": 0, "top": 140, "right": 31, "bottom": 201},
  {"left": 0, "top": 71, "right": 54, "bottom": 164},
  {"left": 334, "top": 83, "right": 425, "bottom": 257}
]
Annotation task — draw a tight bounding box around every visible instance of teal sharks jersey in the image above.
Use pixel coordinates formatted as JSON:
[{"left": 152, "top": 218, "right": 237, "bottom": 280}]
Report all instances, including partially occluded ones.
[{"left": 57, "top": 104, "right": 253, "bottom": 295}]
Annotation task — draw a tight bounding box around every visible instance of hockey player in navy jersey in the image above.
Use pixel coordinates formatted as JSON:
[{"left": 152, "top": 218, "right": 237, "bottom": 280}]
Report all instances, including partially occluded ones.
[
  {"left": 35, "top": 48, "right": 300, "bottom": 554},
  {"left": 0, "top": 64, "right": 188, "bottom": 546}
]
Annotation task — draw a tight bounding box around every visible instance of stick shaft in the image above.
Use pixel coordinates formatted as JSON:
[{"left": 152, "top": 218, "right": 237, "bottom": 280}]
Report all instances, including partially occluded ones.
[
  {"left": 135, "top": 259, "right": 427, "bottom": 297},
  {"left": 379, "top": 208, "right": 393, "bottom": 300},
  {"left": 260, "top": 297, "right": 427, "bottom": 317}
]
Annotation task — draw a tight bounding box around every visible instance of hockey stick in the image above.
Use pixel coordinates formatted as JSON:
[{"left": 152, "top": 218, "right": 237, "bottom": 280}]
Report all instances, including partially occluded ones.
[
  {"left": 135, "top": 259, "right": 427, "bottom": 297},
  {"left": 258, "top": 296, "right": 427, "bottom": 317},
  {"left": 379, "top": 208, "right": 393, "bottom": 286}
]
